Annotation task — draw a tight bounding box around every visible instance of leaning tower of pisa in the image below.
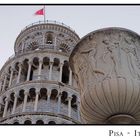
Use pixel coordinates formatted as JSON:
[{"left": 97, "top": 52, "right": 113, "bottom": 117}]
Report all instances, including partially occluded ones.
[{"left": 0, "top": 20, "right": 81, "bottom": 124}]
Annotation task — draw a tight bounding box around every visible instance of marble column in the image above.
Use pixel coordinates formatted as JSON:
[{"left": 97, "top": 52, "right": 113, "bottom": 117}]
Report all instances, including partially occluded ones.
[
  {"left": 59, "top": 63, "right": 64, "bottom": 82},
  {"left": 21, "top": 42, "right": 24, "bottom": 53},
  {"left": 16, "top": 63, "right": 22, "bottom": 84},
  {"left": 34, "top": 91, "right": 40, "bottom": 112},
  {"left": 49, "top": 61, "right": 53, "bottom": 80},
  {"left": 2, "top": 74, "right": 7, "bottom": 91},
  {"left": 47, "top": 90, "right": 51, "bottom": 112},
  {"left": 9, "top": 68, "right": 14, "bottom": 87},
  {"left": 77, "top": 99, "right": 81, "bottom": 121},
  {"left": 57, "top": 93, "right": 62, "bottom": 114},
  {"left": 3, "top": 97, "right": 9, "bottom": 117},
  {"left": 26, "top": 61, "right": 32, "bottom": 81},
  {"left": 22, "top": 92, "right": 28, "bottom": 112},
  {"left": 42, "top": 32, "right": 45, "bottom": 46},
  {"left": 38, "top": 59, "right": 43, "bottom": 80},
  {"left": 54, "top": 36, "right": 57, "bottom": 50},
  {"left": 0, "top": 81, "right": 2, "bottom": 92},
  {"left": 0, "top": 99, "right": 2, "bottom": 112},
  {"left": 12, "top": 94, "right": 18, "bottom": 114},
  {"left": 69, "top": 68, "right": 72, "bottom": 86},
  {"left": 68, "top": 95, "right": 72, "bottom": 118}
]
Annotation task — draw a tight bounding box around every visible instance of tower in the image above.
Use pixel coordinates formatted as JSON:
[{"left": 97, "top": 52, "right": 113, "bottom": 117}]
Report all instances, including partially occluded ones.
[{"left": 0, "top": 20, "right": 81, "bottom": 124}]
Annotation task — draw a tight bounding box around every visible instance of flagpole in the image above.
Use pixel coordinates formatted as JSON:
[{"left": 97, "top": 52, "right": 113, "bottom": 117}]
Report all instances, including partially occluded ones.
[{"left": 44, "top": 5, "right": 46, "bottom": 22}]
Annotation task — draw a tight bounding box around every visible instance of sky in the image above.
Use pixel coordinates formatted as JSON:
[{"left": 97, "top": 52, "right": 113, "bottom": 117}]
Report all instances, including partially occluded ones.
[{"left": 1, "top": 5, "right": 140, "bottom": 69}]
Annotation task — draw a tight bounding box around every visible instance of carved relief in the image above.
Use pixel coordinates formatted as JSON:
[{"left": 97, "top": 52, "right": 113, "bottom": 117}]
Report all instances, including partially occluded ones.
[
  {"left": 100, "top": 32, "right": 140, "bottom": 80},
  {"left": 70, "top": 28, "right": 140, "bottom": 124}
]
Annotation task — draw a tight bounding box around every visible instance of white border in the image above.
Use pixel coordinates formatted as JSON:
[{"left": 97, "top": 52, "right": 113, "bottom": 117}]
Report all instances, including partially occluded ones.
[{"left": 0, "top": 0, "right": 139, "bottom": 4}]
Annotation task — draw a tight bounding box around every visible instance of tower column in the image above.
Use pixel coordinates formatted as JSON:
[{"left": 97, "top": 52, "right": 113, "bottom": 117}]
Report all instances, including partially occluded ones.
[
  {"left": 3, "top": 97, "right": 9, "bottom": 117},
  {"left": 9, "top": 67, "right": 14, "bottom": 87},
  {"left": 21, "top": 42, "right": 24, "bottom": 53},
  {"left": 57, "top": 93, "right": 62, "bottom": 114},
  {"left": 0, "top": 98, "right": 3, "bottom": 112},
  {"left": 69, "top": 68, "right": 72, "bottom": 86},
  {"left": 12, "top": 93, "right": 18, "bottom": 114},
  {"left": 26, "top": 60, "right": 32, "bottom": 81},
  {"left": 47, "top": 89, "right": 51, "bottom": 111},
  {"left": 77, "top": 99, "right": 81, "bottom": 121},
  {"left": 0, "top": 80, "right": 2, "bottom": 92},
  {"left": 38, "top": 59, "right": 43, "bottom": 80},
  {"left": 22, "top": 92, "right": 28, "bottom": 112},
  {"left": 68, "top": 95, "right": 72, "bottom": 118},
  {"left": 59, "top": 63, "right": 64, "bottom": 82},
  {"left": 54, "top": 36, "right": 57, "bottom": 50},
  {"left": 2, "top": 74, "right": 7, "bottom": 91},
  {"left": 49, "top": 61, "right": 53, "bottom": 80},
  {"left": 42, "top": 32, "right": 45, "bottom": 46},
  {"left": 16, "top": 63, "right": 22, "bottom": 84},
  {"left": 34, "top": 90, "right": 40, "bottom": 112}
]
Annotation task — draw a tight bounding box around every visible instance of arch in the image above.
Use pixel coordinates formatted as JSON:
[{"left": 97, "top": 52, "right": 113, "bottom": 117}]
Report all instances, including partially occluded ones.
[
  {"left": 15, "top": 62, "right": 19, "bottom": 72},
  {"left": 43, "top": 57, "right": 50, "bottom": 66},
  {"left": 32, "top": 57, "right": 39, "bottom": 80},
  {"left": 62, "top": 60, "right": 69, "bottom": 84},
  {"left": 39, "top": 88, "right": 47, "bottom": 100},
  {"left": 59, "top": 43, "right": 70, "bottom": 53},
  {"left": 7, "top": 93, "right": 14, "bottom": 112},
  {"left": 28, "top": 41, "right": 39, "bottom": 51},
  {"left": 24, "top": 120, "right": 32, "bottom": 124},
  {"left": 11, "top": 62, "right": 19, "bottom": 85},
  {"left": 53, "top": 58, "right": 60, "bottom": 67},
  {"left": 48, "top": 121, "right": 56, "bottom": 124},
  {"left": 7, "top": 92, "right": 15, "bottom": 112},
  {"left": 13, "top": 120, "right": 20, "bottom": 124},
  {"left": 17, "top": 89, "right": 25, "bottom": 106},
  {"left": 28, "top": 88, "right": 36, "bottom": 102},
  {"left": 50, "top": 89, "right": 58, "bottom": 100},
  {"left": 10, "top": 92, "right": 15, "bottom": 102},
  {"left": 71, "top": 94, "right": 77, "bottom": 109},
  {"left": 23, "top": 59, "right": 29, "bottom": 81},
  {"left": 36, "top": 120, "right": 44, "bottom": 124},
  {"left": 45, "top": 33, "right": 53, "bottom": 44},
  {"left": 61, "top": 91, "right": 68, "bottom": 105},
  {"left": 33, "top": 57, "right": 39, "bottom": 67}
]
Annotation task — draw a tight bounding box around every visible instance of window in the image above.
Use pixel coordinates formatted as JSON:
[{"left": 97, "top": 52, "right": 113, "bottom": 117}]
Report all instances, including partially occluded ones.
[
  {"left": 13, "top": 121, "right": 19, "bottom": 124},
  {"left": 36, "top": 120, "right": 44, "bottom": 124},
  {"left": 62, "top": 61, "right": 69, "bottom": 84},
  {"left": 28, "top": 41, "right": 39, "bottom": 50},
  {"left": 48, "top": 121, "right": 56, "bottom": 124},
  {"left": 59, "top": 43, "right": 70, "bottom": 53},
  {"left": 46, "top": 34, "right": 53, "bottom": 44},
  {"left": 24, "top": 120, "right": 32, "bottom": 124}
]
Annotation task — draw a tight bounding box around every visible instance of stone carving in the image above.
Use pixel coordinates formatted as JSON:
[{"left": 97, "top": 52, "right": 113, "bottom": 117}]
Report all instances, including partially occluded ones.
[{"left": 70, "top": 28, "right": 140, "bottom": 124}]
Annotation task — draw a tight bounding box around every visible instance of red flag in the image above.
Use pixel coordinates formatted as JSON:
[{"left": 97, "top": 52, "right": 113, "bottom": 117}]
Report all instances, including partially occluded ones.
[{"left": 35, "top": 8, "right": 44, "bottom": 15}]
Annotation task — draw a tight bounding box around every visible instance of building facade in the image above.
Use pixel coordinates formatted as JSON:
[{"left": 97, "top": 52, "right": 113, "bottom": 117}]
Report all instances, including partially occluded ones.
[{"left": 0, "top": 21, "right": 81, "bottom": 124}]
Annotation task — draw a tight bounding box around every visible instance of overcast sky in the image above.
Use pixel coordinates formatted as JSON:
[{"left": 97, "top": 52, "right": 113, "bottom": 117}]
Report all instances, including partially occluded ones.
[{"left": 1, "top": 5, "right": 140, "bottom": 69}]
